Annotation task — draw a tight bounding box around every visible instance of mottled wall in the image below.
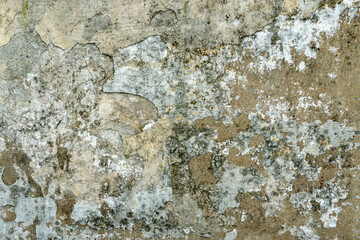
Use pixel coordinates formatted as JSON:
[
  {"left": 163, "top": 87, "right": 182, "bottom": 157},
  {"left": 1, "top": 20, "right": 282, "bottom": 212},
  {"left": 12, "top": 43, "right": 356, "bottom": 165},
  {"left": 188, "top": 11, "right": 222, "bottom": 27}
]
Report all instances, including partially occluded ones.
[{"left": 0, "top": 0, "right": 359, "bottom": 239}]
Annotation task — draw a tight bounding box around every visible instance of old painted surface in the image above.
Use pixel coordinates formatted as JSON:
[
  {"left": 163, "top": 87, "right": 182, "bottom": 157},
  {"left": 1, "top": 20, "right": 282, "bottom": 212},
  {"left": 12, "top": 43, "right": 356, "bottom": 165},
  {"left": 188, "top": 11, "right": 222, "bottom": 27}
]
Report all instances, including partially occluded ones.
[{"left": 0, "top": 0, "right": 359, "bottom": 239}]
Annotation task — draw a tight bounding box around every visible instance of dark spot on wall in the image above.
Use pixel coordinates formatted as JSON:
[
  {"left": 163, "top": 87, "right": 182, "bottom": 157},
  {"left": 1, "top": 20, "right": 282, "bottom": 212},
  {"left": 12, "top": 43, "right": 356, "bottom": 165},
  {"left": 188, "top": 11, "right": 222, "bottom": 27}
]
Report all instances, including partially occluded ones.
[
  {"left": 57, "top": 147, "right": 70, "bottom": 172},
  {"left": 0, "top": 205, "right": 16, "bottom": 222},
  {"left": 56, "top": 192, "right": 76, "bottom": 225},
  {"left": 25, "top": 217, "right": 39, "bottom": 239},
  {"left": 0, "top": 141, "right": 43, "bottom": 197},
  {"left": 188, "top": 153, "right": 216, "bottom": 189}
]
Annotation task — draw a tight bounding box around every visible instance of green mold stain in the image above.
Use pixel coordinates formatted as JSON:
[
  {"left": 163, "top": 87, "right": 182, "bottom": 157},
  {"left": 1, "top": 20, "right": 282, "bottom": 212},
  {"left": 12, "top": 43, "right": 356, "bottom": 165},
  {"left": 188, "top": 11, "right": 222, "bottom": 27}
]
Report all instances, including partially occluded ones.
[
  {"left": 22, "top": 0, "right": 29, "bottom": 22},
  {"left": 184, "top": 1, "right": 188, "bottom": 16},
  {"left": 22, "top": 0, "right": 30, "bottom": 72}
]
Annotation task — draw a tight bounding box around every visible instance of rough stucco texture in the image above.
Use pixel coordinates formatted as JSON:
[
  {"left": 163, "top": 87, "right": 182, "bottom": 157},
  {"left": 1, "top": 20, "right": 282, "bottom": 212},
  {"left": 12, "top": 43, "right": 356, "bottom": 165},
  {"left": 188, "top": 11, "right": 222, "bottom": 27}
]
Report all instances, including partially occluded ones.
[{"left": 0, "top": 0, "right": 360, "bottom": 239}]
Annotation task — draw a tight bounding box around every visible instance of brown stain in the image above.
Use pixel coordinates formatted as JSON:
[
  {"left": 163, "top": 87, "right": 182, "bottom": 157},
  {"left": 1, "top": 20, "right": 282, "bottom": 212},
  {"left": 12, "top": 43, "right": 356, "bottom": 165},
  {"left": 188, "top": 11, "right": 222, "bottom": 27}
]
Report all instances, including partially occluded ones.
[
  {"left": 194, "top": 114, "right": 251, "bottom": 142},
  {"left": 233, "top": 192, "right": 306, "bottom": 239},
  {"left": 0, "top": 141, "right": 43, "bottom": 198},
  {"left": 169, "top": 163, "right": 191, "bottom": 195},
  {"left": 56, "top": 136, "right": 71, "bottom": 172},
  {"left": 56, "top": 192, "right": 76, "bottom": 225},
  {"left": 0, "top": 161, "right": 19, "bottom": 186},
  {"left": 249, "top": 134, "right": 265, "bottom": 148},
  {"left": 57, "top": 147, "right": 70, "bottom": 172},
  {"left": 289, "top": 144, "right": 359, "bottom": 238},
  {"left": 0, "top": 204, "right": 16, "bottom": 222},
  {"left": 318, "top": 167, "right": 339, "bottom": 187},
  {"left": 188, "top": 153, "right": 216, "bottom": 189},
  {"left": 291, "top": 150, "right": 357, "bottom": 239},
  {"left": 226, "top": 147, "right": 269, "bottom": 179},
  {"left": 24, "top": 217, "right": 39, "bottom": 240},
  {"left": 100, "top": 201, "right": 115, "bottom": 218},
  {"left": 292, "top": 174, "right": 317, "bottom": 193},
  {"left": 42, "top": 174, "right": 54, "bottom": 196},
  {"left": 305, "top": 146, "right": 339, "bottom": 167},
  {"left": 227, "top": 147, "right": 253, "bottom": 168}
]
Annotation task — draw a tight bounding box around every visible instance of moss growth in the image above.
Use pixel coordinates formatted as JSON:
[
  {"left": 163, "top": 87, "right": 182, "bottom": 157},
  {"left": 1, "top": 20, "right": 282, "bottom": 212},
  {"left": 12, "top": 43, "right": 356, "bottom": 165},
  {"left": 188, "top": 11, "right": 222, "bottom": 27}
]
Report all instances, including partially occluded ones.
[{"left": 183, "top": 1, "right": 188, "bottom": 16}]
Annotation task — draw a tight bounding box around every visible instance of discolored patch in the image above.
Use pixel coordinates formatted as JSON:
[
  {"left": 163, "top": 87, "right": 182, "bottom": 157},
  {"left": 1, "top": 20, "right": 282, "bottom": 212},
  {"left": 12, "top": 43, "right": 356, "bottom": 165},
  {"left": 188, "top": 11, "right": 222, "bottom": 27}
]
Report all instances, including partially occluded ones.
[
  {"left": 56, "top": 192, "right": 76, "bottom": 225},
  {"left": 0, "top": 143, "right": 43, "bottom": 197},
  {"left": 188, "top": 153, "right": 216, "bottom": 189},
  {"left": 249, "top": 134, "right": 265, "bottom": 148},
  {"left": 0, "top": 162, "right": 19, "bottom": 186},
  {"left": 0, "top": 0, "right": 359, "bottom": 239},
  {"left": 24, "top": 217, "right": 39, "bottom": 240},
  {"left": 226, "top": 148, "right": 254, "bottom": 168},
  {"left": 0, "top": 204, "right": 16, "bottom": 222},
  {"left": 194, "top": 114, "right": 251, "bottom": 142},
  {"left": 57, "top": 147, "right": 70, "bottom": 172}
]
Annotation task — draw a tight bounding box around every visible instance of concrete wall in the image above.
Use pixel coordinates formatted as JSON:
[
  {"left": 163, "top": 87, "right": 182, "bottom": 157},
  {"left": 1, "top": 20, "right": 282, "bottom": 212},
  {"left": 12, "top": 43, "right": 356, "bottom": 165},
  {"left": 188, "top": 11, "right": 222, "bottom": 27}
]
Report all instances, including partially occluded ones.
[{"left": 0, "top": 0, "right": 359, "bottom": 239}]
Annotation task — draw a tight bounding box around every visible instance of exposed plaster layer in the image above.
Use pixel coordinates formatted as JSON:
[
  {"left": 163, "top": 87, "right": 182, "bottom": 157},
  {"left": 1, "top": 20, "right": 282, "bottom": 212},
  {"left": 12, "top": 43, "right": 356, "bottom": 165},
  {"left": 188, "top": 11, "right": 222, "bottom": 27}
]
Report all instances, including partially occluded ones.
[{"left": 32, "top": 0, "right": 336, "bottom": 55}]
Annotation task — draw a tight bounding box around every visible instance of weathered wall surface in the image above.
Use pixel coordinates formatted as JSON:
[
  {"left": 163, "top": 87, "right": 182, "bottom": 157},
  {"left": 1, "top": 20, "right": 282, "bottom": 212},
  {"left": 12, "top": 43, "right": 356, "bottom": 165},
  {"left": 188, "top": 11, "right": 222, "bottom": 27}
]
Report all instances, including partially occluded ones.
[{"left": 0, "top": 0, "right": 359, "bottom": 239}]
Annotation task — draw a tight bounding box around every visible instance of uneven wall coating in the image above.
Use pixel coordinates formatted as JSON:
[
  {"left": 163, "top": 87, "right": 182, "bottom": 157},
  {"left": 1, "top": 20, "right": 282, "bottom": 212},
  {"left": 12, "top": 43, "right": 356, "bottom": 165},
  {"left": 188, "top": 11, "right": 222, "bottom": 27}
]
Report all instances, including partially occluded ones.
[{"left": 0, "top": 0, "right": 359, "bottom": 239}]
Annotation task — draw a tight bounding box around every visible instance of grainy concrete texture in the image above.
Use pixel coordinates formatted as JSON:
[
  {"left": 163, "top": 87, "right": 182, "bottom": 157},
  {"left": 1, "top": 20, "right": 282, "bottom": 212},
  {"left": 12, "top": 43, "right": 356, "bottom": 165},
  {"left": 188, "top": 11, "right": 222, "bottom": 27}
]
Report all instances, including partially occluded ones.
[{"left": 0, "top": 0, "right": 359, "bottom": 239}]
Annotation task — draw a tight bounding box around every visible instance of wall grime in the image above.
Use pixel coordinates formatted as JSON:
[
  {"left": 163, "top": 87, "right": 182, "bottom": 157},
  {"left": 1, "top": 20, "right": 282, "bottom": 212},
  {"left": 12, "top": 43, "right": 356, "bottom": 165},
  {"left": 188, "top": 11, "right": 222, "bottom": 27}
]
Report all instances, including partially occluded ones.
[{"left": 0, "top": 0, "right": 359, "bottom": 239}]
